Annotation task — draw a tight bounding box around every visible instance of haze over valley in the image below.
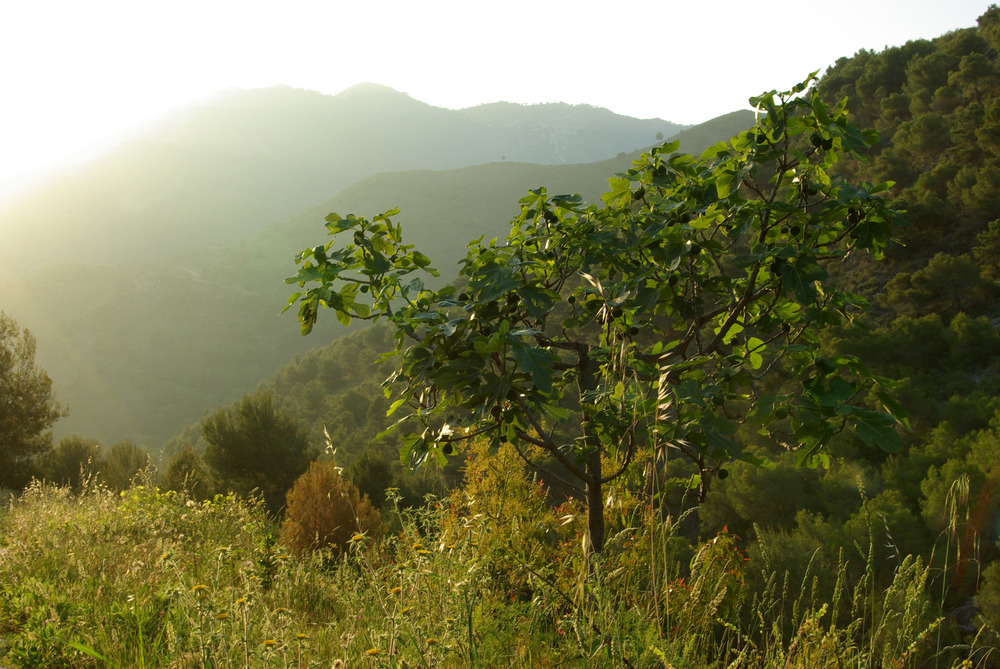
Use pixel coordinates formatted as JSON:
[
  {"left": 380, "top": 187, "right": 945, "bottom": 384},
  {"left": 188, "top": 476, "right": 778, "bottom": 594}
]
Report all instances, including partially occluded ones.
[{"left": 0, "top": 83, "right": 720, "bottom": 448}]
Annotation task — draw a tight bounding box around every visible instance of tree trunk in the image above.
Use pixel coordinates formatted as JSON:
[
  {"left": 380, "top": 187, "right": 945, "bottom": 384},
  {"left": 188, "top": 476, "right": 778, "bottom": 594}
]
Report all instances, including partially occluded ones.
[
  {"left": 586, "top": 450, "right": 605, "bottom": 553},
  {"left": 577, "top": 343, "right": 605, "bottom": 554}
]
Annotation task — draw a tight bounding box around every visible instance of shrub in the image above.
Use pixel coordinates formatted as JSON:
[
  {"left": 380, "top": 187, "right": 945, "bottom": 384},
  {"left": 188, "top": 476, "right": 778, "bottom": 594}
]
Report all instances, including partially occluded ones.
[
  {"left": 159, "top": 444, "right": 213, "bottom": 501},
  {"left": 202, "top": 391, "right": 315, "bottom": 516},
  {"left": 280, "top": 459, "right": 381, "bottom": 556},
  {"left": 99, "top": 439, "right": 150, "bottom": 491},
  {"left": 38, "top": 435, "right": 100, "bottom": 491}
]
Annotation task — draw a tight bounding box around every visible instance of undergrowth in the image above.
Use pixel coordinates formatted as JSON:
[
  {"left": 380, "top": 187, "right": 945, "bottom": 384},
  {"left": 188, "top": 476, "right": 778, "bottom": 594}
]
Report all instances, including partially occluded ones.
[{"left": 0, "top": 466, "right": 994, "bottom": 667}]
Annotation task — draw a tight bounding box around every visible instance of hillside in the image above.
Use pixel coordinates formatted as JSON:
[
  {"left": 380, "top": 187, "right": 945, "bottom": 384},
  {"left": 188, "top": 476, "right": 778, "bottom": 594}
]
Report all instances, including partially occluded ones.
[{"left": 0, "top": 104, "right": 744, "bottom": 449}]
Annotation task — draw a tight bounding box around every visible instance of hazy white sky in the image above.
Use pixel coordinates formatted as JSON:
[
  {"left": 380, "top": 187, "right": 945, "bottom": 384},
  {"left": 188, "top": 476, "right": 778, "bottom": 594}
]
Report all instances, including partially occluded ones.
[{"left": 0, "top": 0, "right": 991, "bottom": 185}]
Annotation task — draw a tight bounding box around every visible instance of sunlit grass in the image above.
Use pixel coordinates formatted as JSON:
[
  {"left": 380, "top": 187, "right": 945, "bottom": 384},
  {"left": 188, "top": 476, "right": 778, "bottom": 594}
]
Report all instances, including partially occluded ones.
[{"left": 0, "top": 475, "right": 993, "bottom": 667}]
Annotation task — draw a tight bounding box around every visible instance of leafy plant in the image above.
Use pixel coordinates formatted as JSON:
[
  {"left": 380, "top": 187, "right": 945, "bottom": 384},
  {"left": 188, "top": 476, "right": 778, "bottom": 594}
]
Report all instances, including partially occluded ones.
[{"left": 279, "top": 459, "right": 382, "bottom": 556}]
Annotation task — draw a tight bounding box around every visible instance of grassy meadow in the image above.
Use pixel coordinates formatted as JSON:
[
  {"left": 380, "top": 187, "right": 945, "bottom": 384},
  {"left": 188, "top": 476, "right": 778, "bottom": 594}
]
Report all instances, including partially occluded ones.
[{"left": 0, "top": 443, "right": 994, "bottom": 668}]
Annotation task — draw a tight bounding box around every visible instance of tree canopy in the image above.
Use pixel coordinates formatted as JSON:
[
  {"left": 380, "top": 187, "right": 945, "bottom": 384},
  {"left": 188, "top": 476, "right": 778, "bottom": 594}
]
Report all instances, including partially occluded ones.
[
  {"left": 286, "top": 75, "right": 907, "bottom": 552},
  {"left": 0, "top": 311, "right": 65, "bottom": 489},
  {"left": 201, "top": 391, "right": 315, "bottom": 515}
]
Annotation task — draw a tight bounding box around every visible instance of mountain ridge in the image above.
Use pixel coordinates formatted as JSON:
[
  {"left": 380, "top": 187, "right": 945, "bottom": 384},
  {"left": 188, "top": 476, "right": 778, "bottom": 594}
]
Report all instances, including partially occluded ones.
[{"left": 0, "top": 83, "right": 686, "bottom": 279}]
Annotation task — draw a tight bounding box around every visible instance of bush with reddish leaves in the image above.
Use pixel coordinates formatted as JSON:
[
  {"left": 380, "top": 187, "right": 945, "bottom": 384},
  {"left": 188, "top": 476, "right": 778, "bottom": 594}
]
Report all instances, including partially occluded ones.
[{"left": 280, "top": 459, "right": 382, "bottom": 556}]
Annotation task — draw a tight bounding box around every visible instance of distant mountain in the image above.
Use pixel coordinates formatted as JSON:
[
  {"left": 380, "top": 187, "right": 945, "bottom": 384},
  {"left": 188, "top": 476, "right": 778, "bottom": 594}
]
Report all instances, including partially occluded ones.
[
  {"left": 0, "top": 84, "right": 685, "bottom": 276},
  {"left": 455, "top": 101, "right": 685, "bottom": 164},
  {"left": 0, "top": 96, "right": 748, "bottom": 449}
]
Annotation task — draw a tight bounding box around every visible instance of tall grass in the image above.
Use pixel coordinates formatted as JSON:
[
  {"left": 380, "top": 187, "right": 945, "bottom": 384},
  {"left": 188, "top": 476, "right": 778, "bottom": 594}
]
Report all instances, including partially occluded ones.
[{"left": 0, "top": 471, "right": 992, "bottom": 667}]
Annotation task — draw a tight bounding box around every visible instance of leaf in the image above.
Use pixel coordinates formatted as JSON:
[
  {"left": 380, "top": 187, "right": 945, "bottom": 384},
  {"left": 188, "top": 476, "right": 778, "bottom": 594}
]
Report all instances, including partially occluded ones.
[
  {"left": 62, "top": 640, "right": 118, "bottom": 668},
  {"left": 700, "top": 141, "right": 729, "bottom": 161},
  {"left": 875, "top": 391, "right": 910, "bottom": 430},
  {"left": 779, "top": 256, "right": 828, "bottom": 303},
  {"left": 811, "top": 92, "right": 830, "bottom": 125},
  {"left": 688, "top": 212, "right": 720, "bottom": 230},
  {"left": 400, "top": 433, "right": 427, "bottom": 465},
  {"left": 552, "top": 193, "right": 584, "bottom": 207},
  {"left": 324, "top": 214, "right": 354, "bottom": 233},
  {"left": 715, "top": 168, "right": 739, "bottom": 199},
  {"left": 746, "top": 336, "right": 764, "bottom": 370},
  {"left": 517, "top": 285, "right": 555, "bottom": 317},
  {"left": 362, "top": 250, "right": 391, "bottom": 275},
  {"left": 715, "top": 165, "right": 748, "bottom": 199},
  {"left": 852, "top": 408, "right": 901, "bottom": 453},
  {"left": 720, "top": 322, "right": 744, "bottom": 346},
  {"left": 540, "top": 401, "right": 572, "bottom": 423},
  {"left": 411, "top": 251, "right": 433, "bottom": 268},
  {"left": 513, "top": 346, "right": 554, "bottom": 393},
  {"left": 487, "top": 431, "right": 502, "bottom": 456},
  {"left": 699, "top": 413, "right": 739, "bottom": 457},
  {"left": 602, "top": 177, "right": 632, "bottom": 207},
  {"left": 281, "top": 292, "right": 301, "bottom": 314}
]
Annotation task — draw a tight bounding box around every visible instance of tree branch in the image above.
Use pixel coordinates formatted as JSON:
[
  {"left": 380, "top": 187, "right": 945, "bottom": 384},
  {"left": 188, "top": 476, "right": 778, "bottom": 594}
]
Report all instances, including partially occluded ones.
[{"left": 509, "top": 440, "right": 586, "bottom": 495}]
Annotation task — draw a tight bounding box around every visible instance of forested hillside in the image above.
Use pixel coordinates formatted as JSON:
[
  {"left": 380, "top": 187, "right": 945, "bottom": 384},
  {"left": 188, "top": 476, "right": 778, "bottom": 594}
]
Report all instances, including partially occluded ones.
[{"left": 704, "top": 5, "right": 1000, "bottom": 633}]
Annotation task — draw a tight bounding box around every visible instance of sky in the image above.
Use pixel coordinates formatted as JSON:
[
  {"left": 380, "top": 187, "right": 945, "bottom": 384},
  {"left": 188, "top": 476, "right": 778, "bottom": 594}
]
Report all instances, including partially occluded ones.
[{"left": 0, "top": 0, "right": 991, "bottom": 186}]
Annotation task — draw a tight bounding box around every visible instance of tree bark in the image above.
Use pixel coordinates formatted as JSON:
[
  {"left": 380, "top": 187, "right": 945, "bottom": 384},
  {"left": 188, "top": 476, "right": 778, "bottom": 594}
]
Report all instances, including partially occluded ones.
[
  {"left": 577, "top": 342, "right": 605, "bottom": 553},
  {"left": 586, "top": 450, "right": 604, "bottom": 553}
]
